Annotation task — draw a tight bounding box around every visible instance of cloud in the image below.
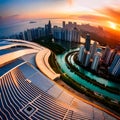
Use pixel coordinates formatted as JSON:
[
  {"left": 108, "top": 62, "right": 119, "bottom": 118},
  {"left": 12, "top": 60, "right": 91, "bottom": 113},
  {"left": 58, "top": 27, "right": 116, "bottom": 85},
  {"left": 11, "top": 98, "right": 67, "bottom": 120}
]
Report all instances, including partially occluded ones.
[
  {"left": 97, "top": 7, "right": 120, "bottom": 24},
  {"left": 78, "top": 14, "right": 109, "bottom": 22},
  {"left": 69, "top": 6, "right": 120, "bottom": 31}
]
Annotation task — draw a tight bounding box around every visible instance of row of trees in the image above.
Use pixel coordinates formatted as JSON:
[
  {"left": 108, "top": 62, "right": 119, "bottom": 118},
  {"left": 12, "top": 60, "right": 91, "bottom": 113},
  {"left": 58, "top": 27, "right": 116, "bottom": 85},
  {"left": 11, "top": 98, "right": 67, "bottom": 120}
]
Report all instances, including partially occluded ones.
[{"left": 65, "top": 51, "right": 120, "bottom": 95}]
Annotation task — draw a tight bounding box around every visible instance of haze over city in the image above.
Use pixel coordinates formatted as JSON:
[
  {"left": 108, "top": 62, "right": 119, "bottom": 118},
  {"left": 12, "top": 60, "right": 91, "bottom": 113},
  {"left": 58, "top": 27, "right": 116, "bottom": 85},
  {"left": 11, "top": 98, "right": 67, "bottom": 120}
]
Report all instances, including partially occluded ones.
[{"left": 0, "top": 0, "right": 120, "bottom": 31}]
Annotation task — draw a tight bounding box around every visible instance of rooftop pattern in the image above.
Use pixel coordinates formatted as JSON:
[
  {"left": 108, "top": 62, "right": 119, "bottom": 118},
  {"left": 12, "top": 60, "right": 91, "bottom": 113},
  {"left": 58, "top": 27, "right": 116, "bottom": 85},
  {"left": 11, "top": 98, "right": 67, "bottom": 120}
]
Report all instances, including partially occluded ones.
[
  {"left": 0, "top": 59, "right": 25, "bottom": 76},
  {"left": 0, "top": 39, "right": 119, "bottom": 120}
]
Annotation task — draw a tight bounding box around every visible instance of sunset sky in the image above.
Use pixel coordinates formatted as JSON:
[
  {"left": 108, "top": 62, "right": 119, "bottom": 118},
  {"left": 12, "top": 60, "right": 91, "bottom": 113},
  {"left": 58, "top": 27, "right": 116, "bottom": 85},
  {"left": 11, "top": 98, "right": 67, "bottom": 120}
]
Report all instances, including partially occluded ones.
[{"left": 0, "top": 0, "right": 120, "bottom": 31}]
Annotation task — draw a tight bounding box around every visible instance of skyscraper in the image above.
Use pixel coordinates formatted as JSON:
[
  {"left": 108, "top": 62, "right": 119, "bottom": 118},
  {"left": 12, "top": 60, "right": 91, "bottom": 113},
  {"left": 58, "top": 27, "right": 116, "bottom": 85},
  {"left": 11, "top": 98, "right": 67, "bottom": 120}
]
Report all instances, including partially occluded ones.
[
  {"left": 18, "top": 32, "right": 24, "bottom": 40},
  {"left": 84, "top": 51, "right": 91, "bottom": 67},
  {"left": 105, "top": 49, "right": 115, "bottom": 65},
  {"left": 102, "top": 45, "right": 111, "bottom": 64},
  {"left": 90, "top": 41, "right": 98, "bottom": 58},
  {"left": 45, "top": 20, "right": 52, "bottom": 36},
  {"left": 109, "top": 49, "right": 117, "bottom": 65},
  {"left": 91, "top": 52, "right": 101, "bottom": 71},
  {"left": 48, "top": 20, "right": 52, "bottom": 35},
  {"left": 23, "top": 31, "right": 28, "bottom": 40},
  {"left": 85, "top": 33, "right": 90, "bottom": 51},
  {"left": 109, "top": 53, "right": 120, "bottom": 76},
  {"left": 27, "top": 29, "right": 32, "bottom": 41},
  {"left": 62, "top": 21, "right": 66, "bottom": 28},
  {"left": 72, "top": 27, "right": 80, "bottom": 43},
  {"left": 38, "top": 27, "right": 45, "bottom": 38},
  {"left": 45, "top": 24, "right": 48, "bottom": 36},
  {"left": 78, "top": 45, "right": 85, "bottom": 63},
  {"left": 53, "top": 26, "right": 62, "bottom": 40}
]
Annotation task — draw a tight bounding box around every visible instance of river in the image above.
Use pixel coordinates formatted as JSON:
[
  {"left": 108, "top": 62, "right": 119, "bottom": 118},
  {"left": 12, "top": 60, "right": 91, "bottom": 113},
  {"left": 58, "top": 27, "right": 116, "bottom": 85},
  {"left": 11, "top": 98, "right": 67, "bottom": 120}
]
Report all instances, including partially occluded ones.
[{"left": 56, "top": 42, "right": 120, "bottom": 101}]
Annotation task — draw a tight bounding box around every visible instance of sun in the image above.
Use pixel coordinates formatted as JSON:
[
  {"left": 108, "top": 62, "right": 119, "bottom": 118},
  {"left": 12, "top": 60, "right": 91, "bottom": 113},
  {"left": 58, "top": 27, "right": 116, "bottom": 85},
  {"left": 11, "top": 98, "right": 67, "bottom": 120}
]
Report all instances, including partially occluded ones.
[{"left": 107, "top": 21, "right": 117, "bottom": 30}]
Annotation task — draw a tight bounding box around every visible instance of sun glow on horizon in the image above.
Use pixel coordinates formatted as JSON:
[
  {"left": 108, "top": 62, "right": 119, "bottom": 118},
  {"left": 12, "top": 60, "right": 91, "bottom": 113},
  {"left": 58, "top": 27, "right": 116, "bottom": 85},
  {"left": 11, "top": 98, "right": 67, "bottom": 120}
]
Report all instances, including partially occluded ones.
[
  {"left": 107, "top": 21, "right": 117, "bottom": 30},
  {"left": 1, "top": 0, "right": 120, "bottom": 33}
]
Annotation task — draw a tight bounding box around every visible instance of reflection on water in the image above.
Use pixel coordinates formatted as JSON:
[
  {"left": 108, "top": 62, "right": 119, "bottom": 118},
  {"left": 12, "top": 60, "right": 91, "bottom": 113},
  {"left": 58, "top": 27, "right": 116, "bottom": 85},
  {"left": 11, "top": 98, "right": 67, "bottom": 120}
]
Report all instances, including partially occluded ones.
[
  {"left": 55, "top": 40, "right": 120, "bottom": 89},
  {"left": 55, "top": 40, "right": 120, "bottom": 101},
  {"left": 56, "top": 51, "right": 120, "bottom": 101}
]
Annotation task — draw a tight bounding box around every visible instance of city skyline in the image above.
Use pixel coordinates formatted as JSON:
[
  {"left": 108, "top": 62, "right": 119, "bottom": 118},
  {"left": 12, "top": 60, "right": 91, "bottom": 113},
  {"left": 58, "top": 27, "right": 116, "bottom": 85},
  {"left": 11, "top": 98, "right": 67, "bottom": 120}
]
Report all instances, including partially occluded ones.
[
  {"left": 0, "top": 0, "right": 120, "bottom": 31},
  {"left": 6, "top": 19, "right": 120, "bottom": 78}
]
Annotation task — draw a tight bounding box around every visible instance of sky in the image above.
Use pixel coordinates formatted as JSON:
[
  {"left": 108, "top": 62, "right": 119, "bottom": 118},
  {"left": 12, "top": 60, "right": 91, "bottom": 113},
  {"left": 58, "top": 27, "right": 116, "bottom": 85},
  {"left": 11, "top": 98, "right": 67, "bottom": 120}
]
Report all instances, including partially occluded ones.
[{"left": 0, "top": 0, "right": 120, "bottom": 31}]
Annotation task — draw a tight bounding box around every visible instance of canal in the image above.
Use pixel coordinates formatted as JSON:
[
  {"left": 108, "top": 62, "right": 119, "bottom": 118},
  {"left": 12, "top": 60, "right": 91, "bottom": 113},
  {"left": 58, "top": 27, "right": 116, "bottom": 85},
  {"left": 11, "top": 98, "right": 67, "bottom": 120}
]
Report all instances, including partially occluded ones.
[{"left": 55, "top": 40, "right": 120, "bottom": 101}]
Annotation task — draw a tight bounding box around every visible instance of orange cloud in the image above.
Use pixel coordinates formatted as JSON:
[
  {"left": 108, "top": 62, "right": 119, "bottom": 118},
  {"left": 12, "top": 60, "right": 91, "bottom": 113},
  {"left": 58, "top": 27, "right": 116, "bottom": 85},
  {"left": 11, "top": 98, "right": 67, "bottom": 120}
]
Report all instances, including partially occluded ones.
[
  {"left": 67, "top": 6, "right": 120, "bottom": 31},
  {"left": 78, "top": 14, "right": 108, "bottom": 22},
  {"left": 97, "top": 7, "right": 120, "bottom": 24}
]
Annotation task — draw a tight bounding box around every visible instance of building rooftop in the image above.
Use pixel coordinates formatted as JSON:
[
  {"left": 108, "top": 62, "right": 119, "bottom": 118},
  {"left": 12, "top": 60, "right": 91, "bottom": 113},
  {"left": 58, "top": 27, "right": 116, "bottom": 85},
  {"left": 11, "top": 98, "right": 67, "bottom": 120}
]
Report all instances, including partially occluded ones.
[{"left": 0, "top": 39, "right": 119, "bottom": 120}]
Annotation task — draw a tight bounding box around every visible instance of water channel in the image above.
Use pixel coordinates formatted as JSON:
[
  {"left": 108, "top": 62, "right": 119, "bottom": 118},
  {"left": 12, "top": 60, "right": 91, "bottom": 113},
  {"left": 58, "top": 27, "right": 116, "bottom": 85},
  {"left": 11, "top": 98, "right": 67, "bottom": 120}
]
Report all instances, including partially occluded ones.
[{"left": 55, "top": 40, "right": 120, "bottom": 101}]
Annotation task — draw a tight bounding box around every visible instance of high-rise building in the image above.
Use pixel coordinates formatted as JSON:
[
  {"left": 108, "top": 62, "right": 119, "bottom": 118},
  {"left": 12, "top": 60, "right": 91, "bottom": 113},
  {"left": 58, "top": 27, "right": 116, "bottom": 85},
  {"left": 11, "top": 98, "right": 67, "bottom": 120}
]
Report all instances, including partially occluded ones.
[
  {"left": 52, "top": 21, "right": 80, "bottom": 43},
  {"left": 48, "top": 20, "right": 52, "bottom": 35},
  {"left": 31, "top": 28, "right": 36, "bottom": 40},
  {"left": 45, "top": 24, "right": 48, "bottom": 36},
  {"left": 23, "top": 31, "right": 28, "bottom": 40},
  {"left": 68, "top": 21, "right": 72, "bottom": 26},
  {"left": 84, "top": 51, "right": 91, "bottom": 67},
  {"left": 82, "top": 50, "right": 87, "bottom": 65},
  {"left": 78, "top": 45, "right": 85, "bottom": 63},
  {"left": 53, "top": 26, "right": 62, "bottom": 40},
  {"left": 27, "top": 29, "right": 32, "bottom": 41},
  {"left": 45, "top": 20, "right": 52, "bottom": 36},
  {"left": 109, "top": 53, "right": 120, "bottom": 76},
  {"left": 61, "top": 29, "right": 65, "bottom": 40},
  {"left": 102, "top": 46, "right": 111, "bottom": 64},
  {"left": 72, "top": 27, "right": 80, "bottom": 43},
  {"left": 53, "top": 25, "right": 80, "bottom": 43},
  {"left": 109, "top": 49, "right": 117, "bottom": 65},
  {"left": 91, "top": 52, "right": 101, "bottom": 71},
  {"left": 62, "top": 21, "right": 65, "bottom": 28},
  {"left": 85, "top": 33, "right": 90, "bottom": 51},
  {"left": 73, "top": 22, "right": 77, "bottom": 26},
  {"left": 38, "top": 27, "right": 45, "bottom": 38},
  {"left": 34, "top": 28, "right": 39, "bottom": 39},
  {"left": 18, "top": 32, "right": 24, "bottom": 40},
  {"left": 90, "top": 41, "right": 98, "bottom": 58},
  {"left": 67, "top": 30, "right": 72, "bottom": 42},
  {"left": 8, "top": 31, "right": 25, "bottom": 40},
  {"left": 105, "top": 49, "right": 115, "bottom": 65}
]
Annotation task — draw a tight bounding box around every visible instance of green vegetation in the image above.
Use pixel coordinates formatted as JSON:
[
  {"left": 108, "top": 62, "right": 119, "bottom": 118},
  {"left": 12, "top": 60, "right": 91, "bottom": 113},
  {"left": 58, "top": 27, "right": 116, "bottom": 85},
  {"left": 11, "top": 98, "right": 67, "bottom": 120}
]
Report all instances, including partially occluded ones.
[
  {"left": 48, "top": 52, "right": 62, "bottom": 74},
  {"left": 48, "top": 52, "right": 120, "bottom": 114},
  {"left": 35, "top": 38, "right": 120, "bottom": 114},
  {"left": 61, "top": 74, "right": 120, "bottom": 114},
  {"left": 34, "top": 36, "right": 65, "bottom": 54},
  {"left": 65, "top": 51, "right": 120, "bottom": 95}
]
